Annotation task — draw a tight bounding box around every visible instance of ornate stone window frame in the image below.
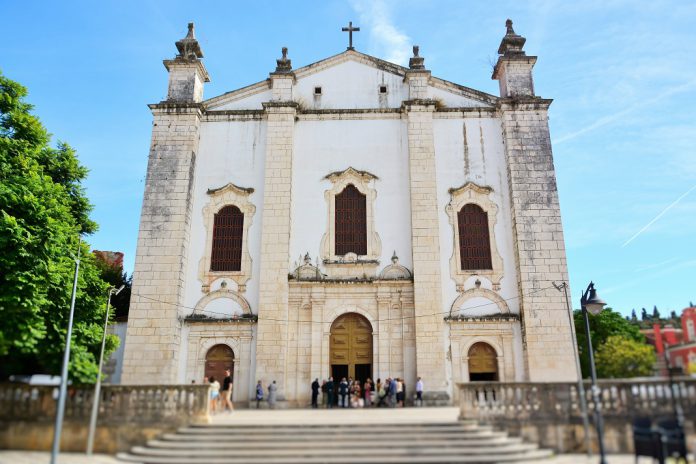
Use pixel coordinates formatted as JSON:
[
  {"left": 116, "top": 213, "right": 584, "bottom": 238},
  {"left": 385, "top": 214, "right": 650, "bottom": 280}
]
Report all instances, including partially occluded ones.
[
  {"left": 446, "top": 182, "right": 503, "bottom": 290},
  {"left": 199, "top": 183, "right": 255, "bottom": 292},
  {"left": 320, "top": 167, "right": 382, "bottom": 265}
]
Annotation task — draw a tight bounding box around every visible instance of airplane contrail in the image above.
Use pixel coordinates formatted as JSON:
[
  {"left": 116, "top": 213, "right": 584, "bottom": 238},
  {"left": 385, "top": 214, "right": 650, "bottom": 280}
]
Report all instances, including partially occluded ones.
[
  {"left": 622, "top": 184, "right": 696, "bottom": 247},
  {"left": 554, "top": 79, "right": 696, "bottom": 145}
]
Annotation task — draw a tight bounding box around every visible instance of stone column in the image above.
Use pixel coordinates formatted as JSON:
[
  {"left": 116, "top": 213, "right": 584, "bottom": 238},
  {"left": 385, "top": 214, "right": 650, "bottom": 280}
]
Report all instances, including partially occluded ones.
[
  {"left": 254, "top": 48, "right": 297, "bottom": 400},
  {"left": 493, "top": 20, "right": 577, "bottom": 381},
  {"left": 376, "top": 289, "right": 391, "bottom": 381},
  {"left": 121, "top": 24, "right": 209, "bottom": 384},
  {"left": 403, "top": 47, "right": 449, "bottom": 403}
]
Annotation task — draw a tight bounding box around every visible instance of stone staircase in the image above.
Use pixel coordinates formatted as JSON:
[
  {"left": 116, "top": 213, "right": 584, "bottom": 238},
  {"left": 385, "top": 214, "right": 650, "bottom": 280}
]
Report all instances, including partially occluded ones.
[{"left": 116, "top": 420, "right": 553, "bottom": 463}]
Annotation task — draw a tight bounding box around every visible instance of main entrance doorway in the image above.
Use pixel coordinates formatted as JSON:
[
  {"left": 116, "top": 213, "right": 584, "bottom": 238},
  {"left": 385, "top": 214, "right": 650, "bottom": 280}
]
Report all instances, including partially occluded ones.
[
  {"left": 204, "top": 344, "right": 234, "bottom": 383},
  {"left": 468, "top": 342, "right": 498, "bottom": 381},
  {"left": 330, "top": 313, "right": 373, "bottom": 383}
]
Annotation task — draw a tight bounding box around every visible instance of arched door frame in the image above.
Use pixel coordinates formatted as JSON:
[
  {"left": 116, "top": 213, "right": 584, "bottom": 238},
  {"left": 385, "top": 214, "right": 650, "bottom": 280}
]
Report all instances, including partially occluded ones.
[
  {"left": 323, "top": 309, "right": 377, "bottom": 381},
  {"left": 465, "top": 340, "right": 500, "bottom": 381}
]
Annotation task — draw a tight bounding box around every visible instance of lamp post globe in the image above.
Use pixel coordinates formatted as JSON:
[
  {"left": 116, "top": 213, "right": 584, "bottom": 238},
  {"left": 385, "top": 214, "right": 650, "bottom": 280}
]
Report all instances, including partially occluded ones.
[{"left": 584, "top": 285, "right": 606, "bottom": 315}]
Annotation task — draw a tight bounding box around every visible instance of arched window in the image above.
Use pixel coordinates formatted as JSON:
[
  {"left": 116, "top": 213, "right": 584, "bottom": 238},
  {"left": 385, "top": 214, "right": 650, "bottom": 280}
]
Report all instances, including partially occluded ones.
[
  {"left": 335, "top": 184, "right": 367, "bottom": 255},
  {"left": 211, "top": 205, "right": 244, "bottom": 271},
  {"left": 458, "top": 204, "right": 492, "bottom": 270}
]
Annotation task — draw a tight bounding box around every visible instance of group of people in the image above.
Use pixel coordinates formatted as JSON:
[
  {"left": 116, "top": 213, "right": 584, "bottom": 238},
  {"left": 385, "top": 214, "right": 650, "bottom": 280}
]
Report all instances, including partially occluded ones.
[
  {"left": 254, "top": 379, "right": 278, "bottom": 409},
  {"left": 201, "top": 369, "right": 234, "bottom": 413},
  {"left": 311, "top": 376, "right": 424, "bottom": 408},
  {"left": 199, "top": 374, "right": 425, "bottom": 410}
]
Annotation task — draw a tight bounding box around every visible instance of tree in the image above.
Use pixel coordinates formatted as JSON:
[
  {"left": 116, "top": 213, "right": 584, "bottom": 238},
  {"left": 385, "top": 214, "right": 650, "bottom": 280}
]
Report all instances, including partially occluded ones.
[
  {"left": 0, "top": 71, "right": 117, "bottom": 383},
  {"left": 574, "top": 307, "right": 645, "bottom": 378},
  {"left": 631, "top": 309, "right": 638, "bottom": 322},
  {"left": 652, "top": 305, "right": 661, "bottom": 320},
  {"left": 93, "top": 252, "right": 131, "bottom": 320},
  {"left": 595, "top": 336, "right": 655, "bottom": 378},
  {"left": 641, "top": 307, "right": 649, "bottom": 321}
]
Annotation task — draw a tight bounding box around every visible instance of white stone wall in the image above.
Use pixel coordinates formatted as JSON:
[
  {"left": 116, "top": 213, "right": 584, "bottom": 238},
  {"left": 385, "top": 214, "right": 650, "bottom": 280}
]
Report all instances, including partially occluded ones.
[
  {"left": 291, "top": 118, "right": 412, "bottom": 269},
  {"left": 432, "top": 117, "right": 520, "bottom": 317}
]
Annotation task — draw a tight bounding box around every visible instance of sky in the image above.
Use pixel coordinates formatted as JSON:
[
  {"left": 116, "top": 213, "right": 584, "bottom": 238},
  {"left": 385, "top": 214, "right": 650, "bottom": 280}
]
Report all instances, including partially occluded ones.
[{"left": 3, "top": 0, "right": 695, "bottom": 317}]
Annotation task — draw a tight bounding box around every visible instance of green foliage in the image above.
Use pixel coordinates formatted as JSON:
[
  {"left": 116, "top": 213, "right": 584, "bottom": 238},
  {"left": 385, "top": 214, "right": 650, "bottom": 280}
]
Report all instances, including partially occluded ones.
[
  {"left": 574, "top": 307, "right": 645, "bottom": 378},
  {"left": 594, "top": 336, "right": 655, "bottom": 378},
  {"left": 0, "top": 70, "right": 116, "bottom": 384}
]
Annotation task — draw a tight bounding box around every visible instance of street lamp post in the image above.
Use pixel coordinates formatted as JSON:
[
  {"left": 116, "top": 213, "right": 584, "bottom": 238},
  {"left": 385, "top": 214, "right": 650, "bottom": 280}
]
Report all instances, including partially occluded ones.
[
  {"left": 50, "top": 239, "right": 81, "bottom": 464},
  {"left": 86, "top": 284, "right": 125, "bottom": 455},
  {"left": 580, "top": 281, "right": 608, "bottom": 464}
]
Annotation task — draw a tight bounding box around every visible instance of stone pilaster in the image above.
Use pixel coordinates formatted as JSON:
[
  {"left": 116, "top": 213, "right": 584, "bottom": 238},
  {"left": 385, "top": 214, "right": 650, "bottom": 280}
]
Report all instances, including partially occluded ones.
[
  {"left": 404, "top": 53, "right": 449, "bottom": 400},
  {"left": 493, "top": 20, "right": 577, "bottom": 381},
  {"left": 122, "top": 104, "right": 202, "bottom": 384},
  {"left": 255, "top": 49, "right": 297, "bottom": 399},
  {"left": 122, "top": 24, "right": 208, "bottom": 384}
]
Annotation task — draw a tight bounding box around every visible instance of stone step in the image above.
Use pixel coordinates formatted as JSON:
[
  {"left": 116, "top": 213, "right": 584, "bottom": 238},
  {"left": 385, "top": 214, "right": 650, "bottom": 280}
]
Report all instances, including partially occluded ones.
[
  {"left": 128, "top": 441, "right": 540, "bottom": 457},
  {"left": 180, "top": 423, "right": 487, "bottom": 433},
  {"left": 159, "top": 430, "right": 504, "bottom": 442},
  {"left": 147, "top": 435, "right": 522, "bottom": 450},
  {"left": 116, "top": 449, "right": 554, "bottom": 464}
]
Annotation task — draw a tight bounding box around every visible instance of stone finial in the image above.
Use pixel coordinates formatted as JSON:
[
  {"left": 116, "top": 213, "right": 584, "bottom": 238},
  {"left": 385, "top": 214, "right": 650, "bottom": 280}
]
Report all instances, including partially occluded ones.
[
  {"left": 391, "top": 251, "right": 399, "bottom": 264},
  {"left": 175, "top": 22, "right": 204, "bottom": 60},
  {"left": 497, "top": 18, "right": 526, "bottom": 56},
  {"left": 409, "top": 45, "right": 426, "bottom": 70},
  {"left": 275, "top": 47, "right": 292, "bottom": 73},
  {"left": 304, "top": 252, "right": 311, "bottom": 265}
]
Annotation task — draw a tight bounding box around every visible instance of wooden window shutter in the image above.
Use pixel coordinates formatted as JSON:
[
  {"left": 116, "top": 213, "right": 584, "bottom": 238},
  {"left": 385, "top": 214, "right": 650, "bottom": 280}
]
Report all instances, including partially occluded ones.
[
  {"left": 211, "top": 205, "right": 244, "bottom": 271},
  {"left": 335, "top": 184, "right": 367, "bottom": 256},
  {"left": 458, "top": 204, "right": 492, "bottom": 270}
]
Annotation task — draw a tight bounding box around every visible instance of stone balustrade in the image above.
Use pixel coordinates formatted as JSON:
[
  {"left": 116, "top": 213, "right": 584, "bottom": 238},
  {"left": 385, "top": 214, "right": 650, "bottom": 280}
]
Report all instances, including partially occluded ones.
[
  {"left": 458, "top": 378, "right": 696, "bottom": 453},
  {"left": 0, "top": 383, "right": 210, "bottom": 453}
]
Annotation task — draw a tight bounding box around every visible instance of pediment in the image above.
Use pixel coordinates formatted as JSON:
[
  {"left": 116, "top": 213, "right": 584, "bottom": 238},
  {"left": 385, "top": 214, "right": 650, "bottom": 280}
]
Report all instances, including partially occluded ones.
[{"left": 204, "top": 50, "right": 497, "bottom": 111}]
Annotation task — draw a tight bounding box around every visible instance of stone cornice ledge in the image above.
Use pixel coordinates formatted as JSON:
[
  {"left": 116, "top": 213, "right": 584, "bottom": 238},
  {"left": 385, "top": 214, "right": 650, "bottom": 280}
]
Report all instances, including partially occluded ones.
[
  {"left": 445, "top": 313, "right": 520, "bottom": 323},
  {"left": 402, "top": 99, "right": 438, "bottom": 110},
  {"left": 149, "top": 102, "right": 204, "bottom": 113},
  {"left": 496, "top": 97, "right": 553, "bottom": 110},
  {"left": 183, "top": 314, "right": 258, "bottom": 324},
  {"left": 262, "top": 101, "right": 300, "bottom": 109}
]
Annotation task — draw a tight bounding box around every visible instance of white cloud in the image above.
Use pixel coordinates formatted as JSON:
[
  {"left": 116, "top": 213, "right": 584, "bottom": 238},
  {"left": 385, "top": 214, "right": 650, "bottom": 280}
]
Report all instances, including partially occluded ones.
[{"left": 350, "top": 0, "right": 411, "bottom": 65}]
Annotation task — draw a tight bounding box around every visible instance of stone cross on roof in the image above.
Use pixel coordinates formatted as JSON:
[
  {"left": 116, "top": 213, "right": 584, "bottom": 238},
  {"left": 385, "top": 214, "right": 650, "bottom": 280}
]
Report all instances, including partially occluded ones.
[{"left": 341, "top": 21, "right": 360, "bottom": 50}]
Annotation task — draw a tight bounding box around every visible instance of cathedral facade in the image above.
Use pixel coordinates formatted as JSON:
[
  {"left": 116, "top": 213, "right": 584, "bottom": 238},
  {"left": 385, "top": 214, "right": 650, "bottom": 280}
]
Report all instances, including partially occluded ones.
[{"left": 121, "top": 21, "right": 578, "bottom": 406}]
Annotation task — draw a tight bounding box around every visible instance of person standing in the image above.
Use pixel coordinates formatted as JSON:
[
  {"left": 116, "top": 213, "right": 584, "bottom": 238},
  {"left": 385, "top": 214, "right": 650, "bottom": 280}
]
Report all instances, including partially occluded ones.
[
  {"left": 268, "top": 380, "right": 278, "bottom": 409},
  {"left": 209, "top": 376, "right": 220, "bottom": 413},
  {"left": 363, "top": 378, "right": 372, "bottom": 407},
  {"left": 321, "top": 380, "right": 328, "bottom": 408},
  {"left": 338, "top": 377, "right": 349, "bottom": 408},
  {"left": 415, "top": 377, "right": 424, "bottom": 407},
  {"left": 311, "top": 378, "right": 320, "bottom": 408},
  {"left": 326, "top": 377, "right": 335, "bottom": 409},
  {"left": 255, "top": 380, "right": 264, "bottom": 409},
  {"left": 396, "top": 378, "right": 404, "bottom": 407},
  {"left": 221, "top": 369, "right": 233, "bottom": 412},
  {"left": 388, "top": 377, "right": 397, "bottom": 408}
]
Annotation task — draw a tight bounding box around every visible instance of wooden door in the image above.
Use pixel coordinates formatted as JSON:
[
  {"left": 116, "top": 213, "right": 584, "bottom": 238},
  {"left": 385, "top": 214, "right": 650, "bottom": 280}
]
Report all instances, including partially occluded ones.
[
  {"left": 330, "top": 313, "right": 372, "bottom": 381},
  {"left": 468, "top": 342, "right": 498, "bottom": 381},
  {"left": 204, "top": 344, "right": 234, "bottom": 383}
]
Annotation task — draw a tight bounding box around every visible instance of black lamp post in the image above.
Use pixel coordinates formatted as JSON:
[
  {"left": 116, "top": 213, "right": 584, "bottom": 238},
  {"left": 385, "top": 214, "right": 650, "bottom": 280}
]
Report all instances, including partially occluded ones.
[{"left": 580, "top": 281, "right": 608, "bottom": 464}]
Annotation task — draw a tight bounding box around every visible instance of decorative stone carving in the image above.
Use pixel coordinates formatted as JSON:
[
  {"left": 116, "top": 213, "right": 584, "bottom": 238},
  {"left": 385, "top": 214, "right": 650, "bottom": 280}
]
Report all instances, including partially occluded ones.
[
  {"left": 290, "top": 253, "right": 325, "bottom": 281},
  {"left": 378, "top": 252, "right": 413, "bottom": 280},
  {"left": 199, "top": 183, "right": 256, "bottom": 293},
  {"left": 445, "top": 182, "right": 504, "bottom": 291},
  {"left": 449, "top": 287, "right": 510, "bottom": 316},
  {"left": 320, "top": 167, "right": 382, "bottom": 279}
]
